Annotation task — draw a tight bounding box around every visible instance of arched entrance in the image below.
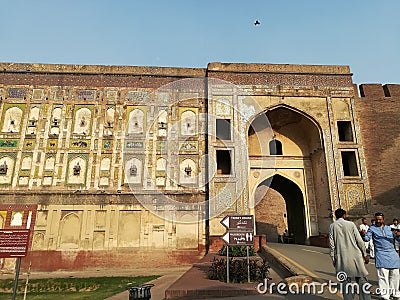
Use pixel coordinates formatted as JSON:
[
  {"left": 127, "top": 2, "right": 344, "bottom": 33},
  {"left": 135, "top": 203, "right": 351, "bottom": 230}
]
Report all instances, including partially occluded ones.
[
  {"left": 255, "top": 174, "right": 306, "bottom": 244},
  {"left": 248, "top": 105, "right": 332, "bottom": 242}
]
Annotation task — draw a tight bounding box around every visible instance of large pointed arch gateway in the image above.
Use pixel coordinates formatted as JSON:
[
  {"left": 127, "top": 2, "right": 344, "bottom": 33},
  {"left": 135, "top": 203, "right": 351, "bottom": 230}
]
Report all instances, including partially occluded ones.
[
  {"left": 255, "top": 174, "right": 306, "bottom": 244},
  {"left": 248, "top": 105, "right": 331, "bottom": 243}
]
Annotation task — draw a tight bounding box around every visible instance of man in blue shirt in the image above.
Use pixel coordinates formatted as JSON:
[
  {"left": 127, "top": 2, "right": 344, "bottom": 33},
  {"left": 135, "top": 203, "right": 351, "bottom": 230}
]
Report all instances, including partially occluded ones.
[{"left": 365, "top": 212, "right": 400, "bottom": 300}]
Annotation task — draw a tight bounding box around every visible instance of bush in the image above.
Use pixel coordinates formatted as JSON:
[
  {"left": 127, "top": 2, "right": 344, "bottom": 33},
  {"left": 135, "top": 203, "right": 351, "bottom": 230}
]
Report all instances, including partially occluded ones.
[
  {"left": 207, "top": 257, "right": 270, "bottom": 283},
  {"left": 218, "top": 245, "right": 255, "bottom": 257}
]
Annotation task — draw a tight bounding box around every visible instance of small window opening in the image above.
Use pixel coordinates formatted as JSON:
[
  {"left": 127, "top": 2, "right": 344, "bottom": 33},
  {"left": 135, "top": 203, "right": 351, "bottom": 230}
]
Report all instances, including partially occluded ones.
[
  {"left": 269, "top": 139, "right": 283, "bottom": 155},
  {"left": 216, "top": 150, "right": 231, "bottom": 175},
  {"left": 216, "top": 119, "right": 231, "bottom": 140},
  {"left": 337, "top": 121, "right": 354, "bottom": 142},
  {"left": 342, "top": 151, "right": 359, "bottom": 176}
]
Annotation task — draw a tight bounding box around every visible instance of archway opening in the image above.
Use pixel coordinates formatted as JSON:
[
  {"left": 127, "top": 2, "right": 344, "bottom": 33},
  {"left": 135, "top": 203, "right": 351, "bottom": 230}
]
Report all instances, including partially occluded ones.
[
  {"left": 255, "top": 174, "right": 306, "bottom": 244},
  {"left": 249, "top": 105, "right": 332, "bottom": 237}
]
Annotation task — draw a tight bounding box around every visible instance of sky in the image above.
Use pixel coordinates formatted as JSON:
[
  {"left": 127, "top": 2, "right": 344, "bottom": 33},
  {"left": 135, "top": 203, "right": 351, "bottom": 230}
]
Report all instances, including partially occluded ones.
[{"left": 0, "top": 0, "right": 399, "bottom": 85}]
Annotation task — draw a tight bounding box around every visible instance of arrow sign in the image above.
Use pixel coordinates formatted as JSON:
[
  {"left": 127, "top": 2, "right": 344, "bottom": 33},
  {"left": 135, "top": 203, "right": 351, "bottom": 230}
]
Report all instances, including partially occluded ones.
[
  {"left": 221, "top": 215, "right": 254, "bottom": 231},
  {"left": 222, "top": 231, "right": 254, "bottom": 246}
]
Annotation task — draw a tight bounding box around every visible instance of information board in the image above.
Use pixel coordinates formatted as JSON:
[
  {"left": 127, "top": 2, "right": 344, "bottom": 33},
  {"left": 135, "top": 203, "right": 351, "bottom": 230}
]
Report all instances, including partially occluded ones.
[{"left": 0, "top": 229, "right": 30, "bottom": 258}]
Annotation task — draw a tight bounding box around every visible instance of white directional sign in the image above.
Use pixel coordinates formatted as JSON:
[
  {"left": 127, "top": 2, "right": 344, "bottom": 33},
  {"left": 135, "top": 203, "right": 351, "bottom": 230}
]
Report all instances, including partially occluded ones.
[
  {"left": 222, "top": 231, "right": 254, "bottom": 246},
  {"left": 221, "top": 215, "right": 254, "bottom": 246},
  {"left": 221, "top": 215, "right": 254, "bottom": 231}
]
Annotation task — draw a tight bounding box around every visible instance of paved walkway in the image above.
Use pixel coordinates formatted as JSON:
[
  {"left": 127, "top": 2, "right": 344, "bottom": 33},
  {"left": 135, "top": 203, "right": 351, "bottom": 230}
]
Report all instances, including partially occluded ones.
[
  {"left": 267, "top": 243, "right": 380, "bottom": 300},
  {"left": 3, "top": 243, "right": 383, "bottom": 299},
  {"left": 105, "top": 268, "right": 189, "bottom": 300}
]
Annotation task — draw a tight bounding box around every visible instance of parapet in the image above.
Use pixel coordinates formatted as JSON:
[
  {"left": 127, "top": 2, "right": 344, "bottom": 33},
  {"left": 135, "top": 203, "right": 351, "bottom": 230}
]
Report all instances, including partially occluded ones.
[
  {"left": 0, "top": 62, "right": 206, "bottom": 78},
  {"left": 359, "top": 84, "right": 400, "bottom": 98},
  {"left": 207, "top": 62, "right": 351, "bottom": 75}
]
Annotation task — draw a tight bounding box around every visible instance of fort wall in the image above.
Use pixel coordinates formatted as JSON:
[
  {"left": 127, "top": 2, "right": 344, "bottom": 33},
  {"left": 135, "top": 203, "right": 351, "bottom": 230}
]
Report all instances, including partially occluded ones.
[{"left": 354, "top": 84, "right": 400, "bottom": 219}]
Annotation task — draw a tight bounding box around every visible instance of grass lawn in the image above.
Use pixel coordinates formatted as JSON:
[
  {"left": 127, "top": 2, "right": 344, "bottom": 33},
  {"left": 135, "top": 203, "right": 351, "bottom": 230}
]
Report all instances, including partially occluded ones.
[{"left": 0, "top": 275, "right": 159, "bottom": 300}]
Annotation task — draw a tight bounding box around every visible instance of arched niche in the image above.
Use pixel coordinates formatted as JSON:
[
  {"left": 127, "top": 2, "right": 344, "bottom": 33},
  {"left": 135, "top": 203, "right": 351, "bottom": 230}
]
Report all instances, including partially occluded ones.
[
  {"left": 181, "top": 110, "right": 196, "bottom": 136},
  {"left": 0, "top": 156, "right": 14, "bottom": 185},
  {"left": 100, "top": 157, "right": 111, "bottom": 171},
  {"left": 124, "top": 157, "right": 142, "bottom": 184},
  {"left": 2, "top": 107, "right": 23, "bottom": 133},
  {"left": 105, "top": 108, "right": 115, "bottom": 126},
  {"left": 73, "top": 107, "right": 91, "bottom": 134},
  {"left": 176, "top": 213, "right": 198, "bottom": 249},
  {"left": 180, "top": 158, "right": 196, "bottom": 184},
  {"left": 52, "top": 107, "right": 62, "bottom": 127},
  {"left": 67, "top": 156, "right": 86, "bottom": 185},
  {"left": 45, "top": 156, "right": 55, "bottom": 170},
  {"left": 28, "top": 107, "right": 40, "bottom": 123},
  {"left": 128, "top": 109, "right": 144, "bottom": 134},
  {"left": 32, "top": 232, "right": 45, "bottom": 250},
  {"left": 21, "top": 156, "right": 32, "bottom": 170},
  {"left": 156, "top": 157, "right": 167, "bottom": 171},
  {"left": 59, "top": 213, "right": 81, "bottom": 249},
  {"left": 157, "top": 110, "right": 168, "bottom": 137}
]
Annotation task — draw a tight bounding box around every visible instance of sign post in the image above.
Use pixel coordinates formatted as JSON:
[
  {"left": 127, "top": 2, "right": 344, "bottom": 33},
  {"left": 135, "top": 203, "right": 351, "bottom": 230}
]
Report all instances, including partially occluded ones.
[
  {"left": 12, "top": 257, "right": 21, "bottom": 300},
  {"left": 226, "top": 245, "right": 229, "bottom": 283},
  {"left": 0, "top": 229, "right": 31, "bottom": 300},
  {"left": 0, "top": 204, "right": 37, "bottom": 300},
  {"left": 220, "top": 215, "right": 254, "bottom": 283}
]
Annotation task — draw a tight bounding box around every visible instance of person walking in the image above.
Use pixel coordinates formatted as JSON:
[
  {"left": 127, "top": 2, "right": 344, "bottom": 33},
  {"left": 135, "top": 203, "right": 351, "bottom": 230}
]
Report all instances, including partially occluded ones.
[
  {"left": 329, "top": 208, "right": 371, "bottom": 300},
  {"left": 365, "top": 212, "right": 400, "bottom": 300},
  {"left": 359, "top": 217, "right": 375, "bottom": 258},
  {"left": 390, "top": 218, "right": 400, "bottom": 256}
]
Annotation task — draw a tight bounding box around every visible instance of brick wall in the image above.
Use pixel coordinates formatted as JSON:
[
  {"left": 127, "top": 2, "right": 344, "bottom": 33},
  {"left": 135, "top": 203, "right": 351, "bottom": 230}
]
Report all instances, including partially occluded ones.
[{"left": 355, "top": 84, "right": 400, "bottom": 218}]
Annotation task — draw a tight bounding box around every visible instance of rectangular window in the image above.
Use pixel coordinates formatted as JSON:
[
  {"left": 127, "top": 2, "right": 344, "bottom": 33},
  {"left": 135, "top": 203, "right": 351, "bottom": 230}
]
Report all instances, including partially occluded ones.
[
  {"left": 341, "top": 151, "right": 359, "bottom": 176},
  {"left": 216, "top": 149, "right": 232, "bottom": 175},
  {"left": 216, "top": 119, "right": 231, "bottom": 140},
  {"left": 337, "top": 121, "right": 354, "bottom": 142}
]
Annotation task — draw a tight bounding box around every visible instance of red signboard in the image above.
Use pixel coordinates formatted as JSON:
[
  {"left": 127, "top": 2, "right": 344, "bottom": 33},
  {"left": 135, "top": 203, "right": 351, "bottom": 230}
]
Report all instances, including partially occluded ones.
[
  {"left": 0, "top": 229, "right": 30, "bottom": 258},
  {"left": 221, "top": 230, "right": 254, "bottom": 246}
]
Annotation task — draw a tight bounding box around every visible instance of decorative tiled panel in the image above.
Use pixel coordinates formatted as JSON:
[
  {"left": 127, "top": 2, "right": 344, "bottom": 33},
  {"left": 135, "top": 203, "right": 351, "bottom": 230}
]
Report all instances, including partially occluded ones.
[
  {"left": 70, "top": 140, "right": 91, "bottom": 150},
  {"left": 179, "top": 141, "right": 198, "bottom": 152},
  {"left": 7, "top": 88, "right": 27, "bottom": 99},
  {"left": 0, "top": 140, "right": 18, "bottom": 148},
  {"left": 32, "top": 89, "right": 44, "bottom": 100},
  {"left": 76, "top": 90, "right": 95, "bottom": 100},
  {"left": 54, "top": 90, "right": 64, "bottom": 100},
  {"left": 343, "top": 183, "right": 367, "bottom": 214},
  {"left": 23, "top": 139, "right": 35, "bottom": 150},
  {"left": 125, "top": 140, "right": 144, "bottom": 149},
  {"left": 127, "top": 90, "right": 149, "bottom": 102},
  {"left": 103, "top": 140, "right": 113, "bottom": 150},
  {"left": 213, "top": 182, "right": 236, "bottom": 215},
  {"left": 106, "top": 90, "right": 118, "bottom": 101}
]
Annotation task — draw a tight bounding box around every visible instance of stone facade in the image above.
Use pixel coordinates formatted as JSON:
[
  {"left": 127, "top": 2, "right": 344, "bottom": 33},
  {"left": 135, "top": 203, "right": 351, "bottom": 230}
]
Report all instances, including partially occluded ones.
[{"left": 0, "top": 62, "right": 396, "bottom": 271}]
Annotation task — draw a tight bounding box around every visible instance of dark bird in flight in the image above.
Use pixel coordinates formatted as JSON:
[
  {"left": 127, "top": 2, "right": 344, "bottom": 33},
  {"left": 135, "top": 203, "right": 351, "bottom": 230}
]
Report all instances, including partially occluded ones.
[{"left": 254, "top": 20, "right": 260, "bottom": 26}]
